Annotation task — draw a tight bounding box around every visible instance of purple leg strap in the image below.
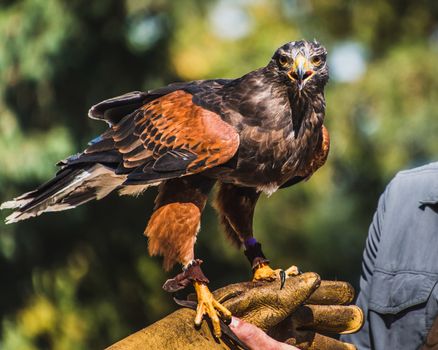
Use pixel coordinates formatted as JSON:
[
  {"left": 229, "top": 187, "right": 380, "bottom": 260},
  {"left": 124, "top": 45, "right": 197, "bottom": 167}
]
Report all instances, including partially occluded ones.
[
  {"left": 243, "top": 238, "right": 269, "bottom": 269},
  {"left": 244, "top": 237, "right": 258, "bottom": 248}
]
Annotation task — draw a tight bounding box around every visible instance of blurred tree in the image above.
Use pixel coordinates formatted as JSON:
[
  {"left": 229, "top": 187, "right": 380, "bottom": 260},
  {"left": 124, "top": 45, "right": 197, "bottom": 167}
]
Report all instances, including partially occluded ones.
[{"left": 1, "top": 0, "right": 438, "bottom": 349}]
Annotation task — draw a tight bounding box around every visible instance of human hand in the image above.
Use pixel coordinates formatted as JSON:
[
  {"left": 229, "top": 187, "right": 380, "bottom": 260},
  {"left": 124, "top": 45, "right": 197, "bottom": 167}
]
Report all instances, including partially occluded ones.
[
  {"left": 106, "top": 272, "right": 362, "bottom": 350},
  {"left": 229, "top": 316, "right": 300, "bottom": 350},
  {"left": 215, "top": 272, "right": 362, "bottom": 349}
]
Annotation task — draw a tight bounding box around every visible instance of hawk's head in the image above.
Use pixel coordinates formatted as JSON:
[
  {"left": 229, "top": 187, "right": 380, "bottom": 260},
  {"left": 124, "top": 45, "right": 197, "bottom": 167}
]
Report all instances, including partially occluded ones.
[{"left": 270, "top": 40, "right": 329, "bottom": 96}]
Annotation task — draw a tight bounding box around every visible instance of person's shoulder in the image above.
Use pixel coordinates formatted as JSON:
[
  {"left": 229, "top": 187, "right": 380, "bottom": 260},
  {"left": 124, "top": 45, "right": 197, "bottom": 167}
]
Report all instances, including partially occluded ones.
[
  {"left": 386, "top": 161, "right": 438, "bottom": 201},
  {"left": 393, "top": 162, "right": 438, "bottom": 184},
  {"left": 397, "top": 161, "right": 438, "bottom": 177}
]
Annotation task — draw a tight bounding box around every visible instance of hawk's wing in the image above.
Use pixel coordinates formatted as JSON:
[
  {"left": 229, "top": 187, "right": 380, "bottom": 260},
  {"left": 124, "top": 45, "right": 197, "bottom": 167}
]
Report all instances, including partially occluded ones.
[
  {"left": 80, "top": 89, "right": 239, "bottom": 185},
  {"left": 1, "top": 85, "right": 238, "bottom": 223},
  {"left": 88, "top": 80, "right": 230, "bottom": 126}
]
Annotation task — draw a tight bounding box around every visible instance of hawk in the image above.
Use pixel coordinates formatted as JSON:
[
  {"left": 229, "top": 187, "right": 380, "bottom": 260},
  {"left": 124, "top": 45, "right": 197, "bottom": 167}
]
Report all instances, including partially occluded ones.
[{"left": 1, "top": 40, "right": 330, "bottom": 337}]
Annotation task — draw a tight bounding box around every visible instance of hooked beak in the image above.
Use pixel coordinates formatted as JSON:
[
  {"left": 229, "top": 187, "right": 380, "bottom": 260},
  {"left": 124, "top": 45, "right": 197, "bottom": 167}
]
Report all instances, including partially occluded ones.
[{"left": 287, "top": 54, "right": 314, "bottom": 91}]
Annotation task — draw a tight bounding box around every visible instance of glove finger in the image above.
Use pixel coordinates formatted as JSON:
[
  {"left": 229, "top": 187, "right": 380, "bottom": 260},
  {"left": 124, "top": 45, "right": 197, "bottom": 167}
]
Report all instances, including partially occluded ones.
[
  {"left": 213, "top": 281, "right": 256, "bottom": 303},
  {"left": 186, "top": 281, "right": 254, "bottom": 304},
  {"left": 306, "top": 280, "right": 355, "bottom": 305},
  {"left": 292, "top": 304, "right": 363, "bottom": 334},
  {"left": 223, "top": 272, "right": 320, "bottom": 332},
  {"left": 286, "top": 330, "right": 357, "bottom": 350}
]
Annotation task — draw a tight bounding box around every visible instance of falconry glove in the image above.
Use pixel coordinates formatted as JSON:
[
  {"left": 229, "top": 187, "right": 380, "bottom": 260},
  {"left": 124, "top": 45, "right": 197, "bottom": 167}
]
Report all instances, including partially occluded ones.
[{"left": 106, "top": 272, "right": 363, "bottom": 350}]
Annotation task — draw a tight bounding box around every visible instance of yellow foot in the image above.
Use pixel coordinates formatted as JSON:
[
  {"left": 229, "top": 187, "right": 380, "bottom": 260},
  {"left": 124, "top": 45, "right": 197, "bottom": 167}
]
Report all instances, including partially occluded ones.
[
  {"left": 193, "top": 281, "right": 232, "bottom": 338},
  {"left": 252, "top": 263, "right": 299, "bottom": 282}
]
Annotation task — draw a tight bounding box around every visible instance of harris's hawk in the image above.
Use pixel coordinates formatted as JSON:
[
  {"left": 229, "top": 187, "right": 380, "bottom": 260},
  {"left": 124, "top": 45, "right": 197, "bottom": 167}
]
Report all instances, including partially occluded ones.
[{"left": 1, "top": 40, "right": 330, "bottom": 337}]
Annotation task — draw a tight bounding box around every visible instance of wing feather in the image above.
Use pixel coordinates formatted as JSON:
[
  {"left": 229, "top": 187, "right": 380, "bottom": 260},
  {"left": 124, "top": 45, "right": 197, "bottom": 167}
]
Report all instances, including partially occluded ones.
[{"left": 87, "top": 90, "right": 239, "bottom": 184}]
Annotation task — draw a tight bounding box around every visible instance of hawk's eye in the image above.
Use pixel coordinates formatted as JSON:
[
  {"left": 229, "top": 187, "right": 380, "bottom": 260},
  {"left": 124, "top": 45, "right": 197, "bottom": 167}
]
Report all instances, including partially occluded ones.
[
  {"left": 311, "top": 55, "right": 322, "bottom": 66},
  {"left": 278, "top": 55, "right": 289, "bottom": 67}
]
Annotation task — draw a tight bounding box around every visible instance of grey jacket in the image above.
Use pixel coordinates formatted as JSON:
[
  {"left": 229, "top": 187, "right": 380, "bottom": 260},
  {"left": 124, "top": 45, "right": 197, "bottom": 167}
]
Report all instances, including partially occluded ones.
[{"left": 342, "top": 162, "right": 438, "bottom": 350}]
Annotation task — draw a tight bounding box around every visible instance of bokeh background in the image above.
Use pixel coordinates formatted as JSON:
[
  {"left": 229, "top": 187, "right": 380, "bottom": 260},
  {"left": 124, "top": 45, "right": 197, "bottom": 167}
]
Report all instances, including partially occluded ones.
[{"left": 1, "top": 0, "right": 438, "bottom": 348}]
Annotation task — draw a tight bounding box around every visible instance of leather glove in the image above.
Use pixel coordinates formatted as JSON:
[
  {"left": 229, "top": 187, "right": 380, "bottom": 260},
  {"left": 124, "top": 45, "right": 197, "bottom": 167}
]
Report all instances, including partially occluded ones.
[{"left": 106, "top": 272, "right": 363, "bottom": 350}]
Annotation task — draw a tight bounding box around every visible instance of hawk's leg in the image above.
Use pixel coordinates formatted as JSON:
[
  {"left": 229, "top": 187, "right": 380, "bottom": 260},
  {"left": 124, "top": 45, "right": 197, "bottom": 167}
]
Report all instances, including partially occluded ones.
[
  {"left": 215, "top": 183, "right": 298, "bottom": 285},
  {"left": 145, "top": 176, "right": 231, "bottom": 337},
  {"left": 244, "top": 237, "right": 299, "bottom": 285},
  {"left": 162, "top": 258, "right": 232, "bottom": 337}
]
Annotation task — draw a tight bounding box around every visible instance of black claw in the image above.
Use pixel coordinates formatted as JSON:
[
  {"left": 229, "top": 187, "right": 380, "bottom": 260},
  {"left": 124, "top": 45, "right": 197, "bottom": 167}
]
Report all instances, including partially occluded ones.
[
  {"left": 174, "top": 297, "right": 249, "bottom": 348},
  {"left": 280, "top": 270, "right": 286, "bottom": 289},
  {"left": 173, "top": 296, "right": 197, "bottom": 309}
]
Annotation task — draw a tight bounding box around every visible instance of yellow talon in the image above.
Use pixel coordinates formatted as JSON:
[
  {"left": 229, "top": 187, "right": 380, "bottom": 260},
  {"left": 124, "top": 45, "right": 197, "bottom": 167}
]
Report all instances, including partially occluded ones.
[
  {"left": 193, "top": 281, "right": 232, "bottom": 338},
  {"left": 252, "top": 263, "right": 279, "bottom": 281},
  {"left": 252, "top": 263, "right": 299, "bottom": 282},
  {"left": 285, "top": 265, "right": 299, "bottom": 276}
]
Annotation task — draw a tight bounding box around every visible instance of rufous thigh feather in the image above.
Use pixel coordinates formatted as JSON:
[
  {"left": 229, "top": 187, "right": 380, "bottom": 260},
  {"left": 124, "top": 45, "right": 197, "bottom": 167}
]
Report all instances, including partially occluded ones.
[{"left": 145, "top": 202, "right": 200, "bottom": 271}]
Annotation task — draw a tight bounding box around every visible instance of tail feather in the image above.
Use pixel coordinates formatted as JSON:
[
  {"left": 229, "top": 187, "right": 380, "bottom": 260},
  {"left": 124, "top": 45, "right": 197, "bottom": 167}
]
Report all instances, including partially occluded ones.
[{"left": 1, "top": 164, "right": 125, "bottom": 224}]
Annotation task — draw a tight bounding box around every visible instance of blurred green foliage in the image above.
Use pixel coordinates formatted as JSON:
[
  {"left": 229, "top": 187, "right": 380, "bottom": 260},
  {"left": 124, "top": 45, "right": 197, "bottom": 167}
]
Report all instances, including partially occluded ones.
[{"left": 1, "top": 0, "right": 438, "bottom": 348}]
